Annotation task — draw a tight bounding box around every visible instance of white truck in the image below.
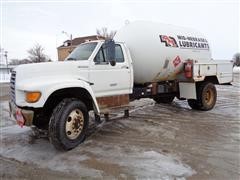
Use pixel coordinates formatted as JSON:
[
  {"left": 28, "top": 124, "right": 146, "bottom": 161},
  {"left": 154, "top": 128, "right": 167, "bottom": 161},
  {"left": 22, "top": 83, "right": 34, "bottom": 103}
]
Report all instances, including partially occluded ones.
[{"left": 9, "top": 21, "right": 233, "bottom": 150}]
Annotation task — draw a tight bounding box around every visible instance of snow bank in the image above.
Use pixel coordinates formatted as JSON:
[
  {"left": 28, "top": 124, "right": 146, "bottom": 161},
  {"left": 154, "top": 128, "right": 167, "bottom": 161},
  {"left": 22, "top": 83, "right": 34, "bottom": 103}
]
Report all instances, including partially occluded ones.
[{"left": 116, "top": 150, "right": 196, "bottom": 179}]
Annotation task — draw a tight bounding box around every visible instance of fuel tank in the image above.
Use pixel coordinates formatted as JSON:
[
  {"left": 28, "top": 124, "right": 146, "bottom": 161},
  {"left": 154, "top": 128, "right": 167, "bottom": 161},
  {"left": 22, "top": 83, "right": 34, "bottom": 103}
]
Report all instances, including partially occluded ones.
[{"left": 114, "top": 21, "right": 211, "bottom": 84}]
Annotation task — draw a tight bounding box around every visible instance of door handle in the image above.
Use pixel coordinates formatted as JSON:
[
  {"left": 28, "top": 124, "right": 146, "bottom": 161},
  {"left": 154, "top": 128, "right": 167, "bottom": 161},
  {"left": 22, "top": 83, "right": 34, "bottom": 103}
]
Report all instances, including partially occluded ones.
[{"left": 121, "top": 66, "right": 129, "bottom": 69}]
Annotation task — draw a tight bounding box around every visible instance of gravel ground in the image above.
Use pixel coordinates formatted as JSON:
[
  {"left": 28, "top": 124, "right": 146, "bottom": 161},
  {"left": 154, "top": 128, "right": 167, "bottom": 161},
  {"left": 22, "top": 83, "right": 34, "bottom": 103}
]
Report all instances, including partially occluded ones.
[{"left": 0, "top": 74, "right": 239, "bottom": 180}]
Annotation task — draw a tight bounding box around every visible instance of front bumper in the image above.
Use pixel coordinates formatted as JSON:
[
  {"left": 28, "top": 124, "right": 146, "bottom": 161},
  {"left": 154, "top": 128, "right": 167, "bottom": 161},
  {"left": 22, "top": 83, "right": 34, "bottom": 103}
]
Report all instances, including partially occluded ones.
[{"left": 9, "top": 101, "right": 34, "bottom": 127}]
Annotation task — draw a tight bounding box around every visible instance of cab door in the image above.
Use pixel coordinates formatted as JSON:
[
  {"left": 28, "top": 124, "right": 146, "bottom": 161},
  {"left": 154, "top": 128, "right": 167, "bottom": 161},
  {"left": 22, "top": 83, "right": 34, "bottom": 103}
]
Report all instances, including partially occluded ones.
[{"left": 89, "top": 43, "right": 131, "bottom": 97}]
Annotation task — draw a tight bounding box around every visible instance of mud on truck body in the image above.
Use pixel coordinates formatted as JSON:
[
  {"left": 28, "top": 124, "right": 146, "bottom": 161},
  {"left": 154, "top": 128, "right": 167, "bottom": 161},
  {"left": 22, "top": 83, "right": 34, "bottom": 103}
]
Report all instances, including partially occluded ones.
[{"left": 9, "top": 21, "right": 233, "bottom": 150}]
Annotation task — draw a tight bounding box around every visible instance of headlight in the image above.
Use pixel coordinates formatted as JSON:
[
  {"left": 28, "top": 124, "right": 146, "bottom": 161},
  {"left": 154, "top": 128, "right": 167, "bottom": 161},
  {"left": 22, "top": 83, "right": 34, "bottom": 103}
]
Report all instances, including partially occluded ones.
[{"left": 25, "top": 91, "right": 41, "bottom": 103}]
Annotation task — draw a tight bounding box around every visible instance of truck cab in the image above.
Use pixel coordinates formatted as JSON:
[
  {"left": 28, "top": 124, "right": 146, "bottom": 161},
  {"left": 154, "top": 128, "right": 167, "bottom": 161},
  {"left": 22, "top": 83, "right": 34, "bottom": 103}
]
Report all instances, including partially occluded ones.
[{"left": 9, "top": 40, "right": 133, "bottom": 150}]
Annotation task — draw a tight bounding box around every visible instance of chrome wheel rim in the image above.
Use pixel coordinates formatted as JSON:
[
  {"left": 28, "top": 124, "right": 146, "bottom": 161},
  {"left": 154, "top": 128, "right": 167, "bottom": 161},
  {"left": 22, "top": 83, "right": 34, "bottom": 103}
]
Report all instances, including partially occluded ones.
[{"left": 65, "top": 109, "right": 84, "bottom": 140}]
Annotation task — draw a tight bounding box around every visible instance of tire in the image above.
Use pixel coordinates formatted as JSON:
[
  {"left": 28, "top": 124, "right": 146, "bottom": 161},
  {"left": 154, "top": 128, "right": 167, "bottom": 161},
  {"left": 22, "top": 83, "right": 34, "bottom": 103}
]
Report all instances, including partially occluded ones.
[
  {"left": 49, "top": 98, "right": 89, "bottom": 151},
  {"left": 154, "top": 96, "right": 175, "bottom": 104},
  {"left": 188, "top": 82, "right": 217, "bottom": 111}
]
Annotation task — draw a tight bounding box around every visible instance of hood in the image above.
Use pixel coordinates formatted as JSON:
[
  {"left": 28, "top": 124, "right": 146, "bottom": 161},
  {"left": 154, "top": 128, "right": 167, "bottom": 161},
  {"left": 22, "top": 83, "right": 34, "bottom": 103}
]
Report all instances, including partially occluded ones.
[{"left": 14, "top": 61, "right": 89, "bottom": 84}]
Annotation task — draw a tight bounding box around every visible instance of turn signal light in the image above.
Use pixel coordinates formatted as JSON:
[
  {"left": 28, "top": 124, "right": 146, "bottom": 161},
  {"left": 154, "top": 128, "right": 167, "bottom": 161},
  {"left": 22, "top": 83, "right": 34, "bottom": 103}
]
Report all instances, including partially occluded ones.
[{"left": 25, "top": 92, "right": 41, "bottom": 103}]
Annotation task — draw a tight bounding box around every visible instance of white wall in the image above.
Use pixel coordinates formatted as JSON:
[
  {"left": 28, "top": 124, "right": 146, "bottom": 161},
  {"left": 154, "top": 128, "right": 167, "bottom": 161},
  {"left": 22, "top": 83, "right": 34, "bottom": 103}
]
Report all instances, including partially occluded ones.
[{"left": 0, "top": 69, "right": 11, "bottom": 83}]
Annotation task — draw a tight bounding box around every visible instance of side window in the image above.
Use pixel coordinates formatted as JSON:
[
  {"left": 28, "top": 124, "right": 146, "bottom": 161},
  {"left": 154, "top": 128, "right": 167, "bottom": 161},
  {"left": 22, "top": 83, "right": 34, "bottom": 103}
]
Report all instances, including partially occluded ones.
[
  {"left": 115, "top": 45, "right": 124, "bottom": 63},
  {"left": 94, "top": 44, "right": 124, "bottom": 64},
  {"left": 94, "top": 47, "right": 105, "bottom": 63}
]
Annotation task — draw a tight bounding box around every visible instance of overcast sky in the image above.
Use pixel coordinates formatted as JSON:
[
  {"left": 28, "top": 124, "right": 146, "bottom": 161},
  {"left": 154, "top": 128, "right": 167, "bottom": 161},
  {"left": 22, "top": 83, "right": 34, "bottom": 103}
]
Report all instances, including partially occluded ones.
[{"left": 1, "top": 0, "right": 239, "bottom": 61}]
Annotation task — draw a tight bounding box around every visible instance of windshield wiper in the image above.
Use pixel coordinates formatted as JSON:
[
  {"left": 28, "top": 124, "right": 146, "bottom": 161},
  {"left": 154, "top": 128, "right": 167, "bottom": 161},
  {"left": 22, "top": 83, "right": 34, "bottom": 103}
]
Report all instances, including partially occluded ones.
[{"left": 66, "top": 57, "right": 77, "bottom": 61}]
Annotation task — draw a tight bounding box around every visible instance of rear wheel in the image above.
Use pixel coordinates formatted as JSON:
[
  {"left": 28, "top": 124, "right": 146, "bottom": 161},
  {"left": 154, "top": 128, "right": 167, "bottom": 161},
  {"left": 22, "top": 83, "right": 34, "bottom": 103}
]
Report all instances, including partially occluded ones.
[
  {"left": 154, "top": 96, "right": 175, "bottom": 104},
  {"left": 188, "top": 82, "right": 217, "bottom": 111},
  {"left": 49, "top": 98, "right": 89, "bottom": 150}
]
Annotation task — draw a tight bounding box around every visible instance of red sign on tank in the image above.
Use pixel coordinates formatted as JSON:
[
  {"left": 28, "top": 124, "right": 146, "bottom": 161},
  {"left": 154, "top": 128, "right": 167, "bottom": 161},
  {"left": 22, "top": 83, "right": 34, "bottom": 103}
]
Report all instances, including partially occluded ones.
[{"left": 173, "top": 56, "right": 181, "bottom": 67}]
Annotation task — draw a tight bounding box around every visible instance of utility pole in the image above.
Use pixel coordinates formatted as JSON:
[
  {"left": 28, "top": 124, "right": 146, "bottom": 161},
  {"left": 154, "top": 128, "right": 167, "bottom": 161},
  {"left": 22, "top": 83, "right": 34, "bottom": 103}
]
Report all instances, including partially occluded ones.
[
  {"left": 4, "top": 51, "right": 9, "bottom": 73},
  {"left": 62, "top": 31, "right": 73, "bottom": 53},
  {"left": 0, "top": 47, "right": 4, "bottom": 65}
]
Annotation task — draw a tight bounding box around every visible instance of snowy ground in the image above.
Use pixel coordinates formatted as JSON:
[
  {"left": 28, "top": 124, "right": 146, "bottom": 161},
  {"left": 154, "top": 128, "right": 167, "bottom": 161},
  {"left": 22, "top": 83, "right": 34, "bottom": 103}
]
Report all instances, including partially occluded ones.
[{"left": 0, "top": 74, "right": 239, "bottom": 179}]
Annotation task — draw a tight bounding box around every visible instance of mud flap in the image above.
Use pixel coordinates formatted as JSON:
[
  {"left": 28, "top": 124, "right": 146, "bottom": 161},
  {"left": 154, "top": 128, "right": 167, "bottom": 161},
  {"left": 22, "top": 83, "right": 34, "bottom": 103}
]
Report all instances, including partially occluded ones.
[{"left": 179, "top": 82, "right": 197, "bottom": 99}]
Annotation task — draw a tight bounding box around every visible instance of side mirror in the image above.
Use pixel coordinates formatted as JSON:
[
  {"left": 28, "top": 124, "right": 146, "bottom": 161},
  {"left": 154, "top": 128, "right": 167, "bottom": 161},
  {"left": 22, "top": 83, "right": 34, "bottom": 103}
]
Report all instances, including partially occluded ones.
[
  {"left": 103, "top": 39, "right": 116, "bottom": 66},
  {"left": 109, "top": 60, "right": 116, "bottom": 66}
]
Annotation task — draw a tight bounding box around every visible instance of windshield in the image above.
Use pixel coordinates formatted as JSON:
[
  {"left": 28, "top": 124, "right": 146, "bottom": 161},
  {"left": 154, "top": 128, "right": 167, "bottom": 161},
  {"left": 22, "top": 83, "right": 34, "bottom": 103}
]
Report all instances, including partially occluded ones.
[{"left": 65, "top": 42, "right": 97, "bottom": 61}]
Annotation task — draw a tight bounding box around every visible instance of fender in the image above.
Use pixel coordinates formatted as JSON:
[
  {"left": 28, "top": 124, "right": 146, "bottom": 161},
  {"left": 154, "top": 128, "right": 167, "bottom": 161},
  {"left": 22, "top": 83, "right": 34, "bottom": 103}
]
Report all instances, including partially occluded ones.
[{"left": 15, "top": 76, "right": 100, "bottom": 114}]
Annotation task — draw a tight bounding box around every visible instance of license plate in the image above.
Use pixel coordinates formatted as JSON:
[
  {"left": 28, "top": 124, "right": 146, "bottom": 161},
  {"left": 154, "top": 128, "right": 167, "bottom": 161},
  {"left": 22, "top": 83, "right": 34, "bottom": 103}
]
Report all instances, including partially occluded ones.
[
  {"left": 9, "top": 101, "right": 25, "bottom": 127},
  {"left": 16, "top": 109, "right": 25, "bottom": 127}
]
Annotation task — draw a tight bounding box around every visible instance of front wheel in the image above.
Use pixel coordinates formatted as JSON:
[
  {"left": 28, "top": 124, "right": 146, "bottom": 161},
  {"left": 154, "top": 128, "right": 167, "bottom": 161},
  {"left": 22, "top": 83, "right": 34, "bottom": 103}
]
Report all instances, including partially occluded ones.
[
  {"left": 49, "top": 98, "right": 89, "bottom": 151},
  {"left": 188, "top": 82, "right": 217, "bottom": 111}
]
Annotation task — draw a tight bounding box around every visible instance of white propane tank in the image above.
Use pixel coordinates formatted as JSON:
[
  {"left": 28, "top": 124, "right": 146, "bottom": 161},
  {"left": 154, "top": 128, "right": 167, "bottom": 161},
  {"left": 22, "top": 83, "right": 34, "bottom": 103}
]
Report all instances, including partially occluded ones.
[{"left": 114, "top": 21, "right": 212, "bottom": 84}]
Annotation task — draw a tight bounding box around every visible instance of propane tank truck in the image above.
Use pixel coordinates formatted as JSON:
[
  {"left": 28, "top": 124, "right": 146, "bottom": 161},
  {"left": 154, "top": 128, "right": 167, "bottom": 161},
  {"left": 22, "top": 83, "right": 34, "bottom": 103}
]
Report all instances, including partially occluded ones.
[{"left": 9, "top": 21, "right": 233, "bottom": 150}]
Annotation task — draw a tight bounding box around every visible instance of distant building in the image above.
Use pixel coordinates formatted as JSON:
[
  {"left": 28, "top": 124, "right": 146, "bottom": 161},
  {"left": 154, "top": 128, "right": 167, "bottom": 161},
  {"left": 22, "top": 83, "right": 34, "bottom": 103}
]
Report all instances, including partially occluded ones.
[{"left": 57, "top": 35, "right": 104, "bottom": 61}]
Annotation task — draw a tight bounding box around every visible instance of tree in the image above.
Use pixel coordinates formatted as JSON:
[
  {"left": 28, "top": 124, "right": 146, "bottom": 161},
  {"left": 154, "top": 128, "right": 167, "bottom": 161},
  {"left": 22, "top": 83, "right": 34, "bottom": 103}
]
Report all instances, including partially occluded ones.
[
  {"left": 27, "top": 44, "right": 49, "bottom": 63},
  {"left": 233, "top": 53, "right": 240, "bottom": 67},
  {"left": 9, "top": 59, "right": 33, "bottom": 65},
  {"left": 96, "top": 27, "right": 116, "bottom": 40}
]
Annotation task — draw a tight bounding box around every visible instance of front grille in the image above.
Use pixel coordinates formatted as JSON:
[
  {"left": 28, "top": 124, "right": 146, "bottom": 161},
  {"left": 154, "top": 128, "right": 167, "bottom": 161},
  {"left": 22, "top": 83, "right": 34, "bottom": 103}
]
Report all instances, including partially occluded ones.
[{"left": 10, "top": 71, "right": 16, "bottom": 102}]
